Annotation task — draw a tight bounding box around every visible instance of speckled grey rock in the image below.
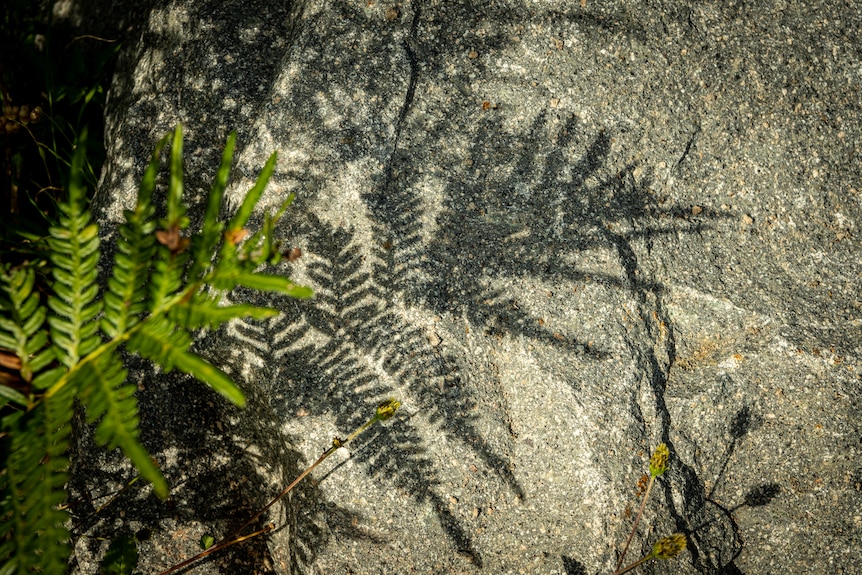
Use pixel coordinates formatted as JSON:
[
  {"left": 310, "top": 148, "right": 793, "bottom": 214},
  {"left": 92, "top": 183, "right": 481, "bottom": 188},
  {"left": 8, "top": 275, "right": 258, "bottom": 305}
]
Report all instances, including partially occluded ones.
[{"left": 77, "top": 1, "right": 861, "bottom": 574}]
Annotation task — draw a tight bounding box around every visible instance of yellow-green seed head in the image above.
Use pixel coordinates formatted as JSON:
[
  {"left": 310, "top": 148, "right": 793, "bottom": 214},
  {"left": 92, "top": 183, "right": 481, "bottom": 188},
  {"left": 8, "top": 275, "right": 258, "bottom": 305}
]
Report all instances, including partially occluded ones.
[
  {"left": 375, "top": 398, "right": 401, "bottom": 421},
  {"left": 650, "top": 533, "right": 686, "bottom": 560},
  {"left": 649, "top": 443, "right": 670, "bottom": 478}
]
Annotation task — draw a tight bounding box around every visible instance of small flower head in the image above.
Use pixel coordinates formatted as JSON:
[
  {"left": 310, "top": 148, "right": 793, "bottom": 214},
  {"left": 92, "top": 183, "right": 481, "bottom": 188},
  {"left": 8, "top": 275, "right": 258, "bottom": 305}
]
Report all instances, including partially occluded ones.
[
  {"left": 650, "top": 533, "right": 687, "bottom": 560},
  {"left": 375, "top": 398, "right": 401, "bottom": 421},
  {"left": 649, "top": 443, "right": 670, "bottom": 478}
]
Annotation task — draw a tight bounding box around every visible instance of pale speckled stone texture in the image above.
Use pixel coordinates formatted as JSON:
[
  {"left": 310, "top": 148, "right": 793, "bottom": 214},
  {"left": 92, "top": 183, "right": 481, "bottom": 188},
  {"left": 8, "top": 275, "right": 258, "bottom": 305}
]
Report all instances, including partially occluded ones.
[{"left": 78, "top": 1, "right": 861, "bottom": 574}]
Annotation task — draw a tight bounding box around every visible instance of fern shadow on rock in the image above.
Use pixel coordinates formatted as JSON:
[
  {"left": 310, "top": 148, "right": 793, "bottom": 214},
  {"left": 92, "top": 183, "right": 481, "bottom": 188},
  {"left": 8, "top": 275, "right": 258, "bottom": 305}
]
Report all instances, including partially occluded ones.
[
  {"left": 210, "top": 3, "right": 743, "bottom": 570},
  {"left": 223, "top": 110, "right": 736, "bottom": 570},
  {"left": 98, "top": 0, "right": 307, "bottom": 224},
  {"left": 363, "top": 106, "right": 742, "bottom": 570},
  {"left": 227, "top": 213, "right": 499, "bottom": 567}
]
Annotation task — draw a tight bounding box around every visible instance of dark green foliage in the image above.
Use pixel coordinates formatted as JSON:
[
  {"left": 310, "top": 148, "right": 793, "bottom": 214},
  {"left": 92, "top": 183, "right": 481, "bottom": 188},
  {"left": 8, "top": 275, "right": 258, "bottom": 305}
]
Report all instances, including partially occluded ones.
[
  {"left": 0, "top": 125, "right": 312, "bottom": 573},
  {"left": 0, "top": 265, "right": 52, "bottom": 389},
  {"left": 1, "top": 0, "right": 119, "bottom": 243},
  {"left": 47, "top": 129, "right": 103, "bottom": 369},
  {"left": 0, "top": 383, "right": 76, "bottom": 575}
]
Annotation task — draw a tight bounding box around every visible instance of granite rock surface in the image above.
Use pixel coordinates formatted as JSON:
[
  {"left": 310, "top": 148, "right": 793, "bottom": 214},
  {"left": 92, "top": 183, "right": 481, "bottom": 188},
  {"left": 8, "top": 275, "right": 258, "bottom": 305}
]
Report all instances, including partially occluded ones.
[{"left": 73, "top": 1, "right": 861, "bottom": 574}]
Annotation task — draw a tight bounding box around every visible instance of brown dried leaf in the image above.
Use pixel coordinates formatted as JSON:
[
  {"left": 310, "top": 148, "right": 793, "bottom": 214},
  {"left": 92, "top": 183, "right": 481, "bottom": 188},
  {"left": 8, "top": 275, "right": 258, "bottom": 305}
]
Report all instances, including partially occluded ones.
[
  {"left": 225, "top": 228, "right": 251, "bottom": 245},
  {"left": 0, "top": 350, "right": 22, "bottom": 370},
  {"left": 156, "top": 225, "right": 190, "bottom": 254}
]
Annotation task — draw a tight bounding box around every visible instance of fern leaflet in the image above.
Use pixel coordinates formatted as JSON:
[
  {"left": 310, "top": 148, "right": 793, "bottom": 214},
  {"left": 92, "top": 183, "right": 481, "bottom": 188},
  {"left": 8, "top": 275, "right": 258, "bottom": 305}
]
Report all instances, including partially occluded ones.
[
  {"left": 76, "top": 349, "right": 168, "bottom": 498},
  {"left": 102, "top": 137, "right": 164, "bottom": 338},
  {"left": 187, "top": 132, "right": 235, "bottom": 281},
  {"left": 148, "top": 129, "right": 191, "bottom": 314},
  {"left": 129, "top": 316, "right": 245, "bottom": 407},
  {"left": 0, "top": 265, "right": 53, "bottom": 389},
  {"left": 0, "top": 384, "right": 75, "bottom": 573},
  {"left": 46, "top": 129, "right": 102, "bottom": 369},
  {"left": 170, "top": 294, "right": 280, "bottom": 331}
]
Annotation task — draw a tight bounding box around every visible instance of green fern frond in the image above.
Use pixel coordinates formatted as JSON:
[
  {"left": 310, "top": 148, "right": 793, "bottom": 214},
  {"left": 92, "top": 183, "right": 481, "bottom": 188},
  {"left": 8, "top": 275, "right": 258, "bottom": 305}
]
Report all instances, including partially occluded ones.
[
  {"left": 0, "top": 264, "right": 53, "bottom": 388},
  {"left": 225, "top": 151, "right": 277, "bottom": 237},
  {"left": 187, "top": 133, "right": 235, "bottom": 281},
  {"left": 165, "top": 125, "right": 189, "bottom": 230},
  {"left": 76, "top": 350, "right": 168, "bottom": 498},
  {"left": 0, "top": 383, "right": 75, "bottom": 573},
  {"left": 46, "top": 130, "right": 103, "bottom": 368},
  {"left": 3, "top": 123, "right": 315, "bottom": 573},
  {"left": 129, "top": 316, "right": 245, "bottom": 407},
  {"left": 169, "top": 293, "right": 279, "bottom": 331},
  {"left": 102, "top": 137, "right": 166, "bottom": 338}
]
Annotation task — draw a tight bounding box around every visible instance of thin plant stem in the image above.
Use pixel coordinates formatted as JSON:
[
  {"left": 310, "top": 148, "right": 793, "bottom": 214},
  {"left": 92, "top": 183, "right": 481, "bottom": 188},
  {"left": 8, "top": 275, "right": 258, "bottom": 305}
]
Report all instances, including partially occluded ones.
[
  {"left": 225, "top": 445, "right": 337, "bottom": 541},
  {"left": 153, "top": 447, "right": 335, "bottom": 575},
  {"left": 612, "top": 533, "right": 687, "bottom": 575},
  {"left": 612, "top": 553, "right": 652, "bottom": 575},
  {"left": 615, "top": 475, "right": 655, "bottom": 572},
  {"left": 153, "top": 522, "right": 277, "bottom": 575},
  {"left": 94, "top": 475, "right": 142, "bottom": 514}
]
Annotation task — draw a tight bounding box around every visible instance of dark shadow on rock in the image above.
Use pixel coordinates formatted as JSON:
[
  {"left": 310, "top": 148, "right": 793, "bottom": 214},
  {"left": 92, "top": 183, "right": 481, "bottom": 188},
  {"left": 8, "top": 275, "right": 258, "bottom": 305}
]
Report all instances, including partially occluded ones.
[
  {"left": 740, "top": 483, "right": 780, "bottom": 508},
  {"left": 227, "top": 112, "right": 732, "bottom": 571},
  {"left": 682, "top": 479, "right": 780, "bottom": 575},
  {"left": 96, "top": 0, "right": 308, "bottom": 222},
  {"left": 53, "top": 0, "right": 158, "bottom": 42},
  {"left": 707, "top": 404, "right": 763, "bottom": 500},
  {"left": 562, "top": 555, "right": 587, "bottom": 575},
  {"left": 228, "top": 211, "right": 494, "bottom": 567},
  {"left": 660, "top": 401, "right": 778, "bottom": 573}
]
